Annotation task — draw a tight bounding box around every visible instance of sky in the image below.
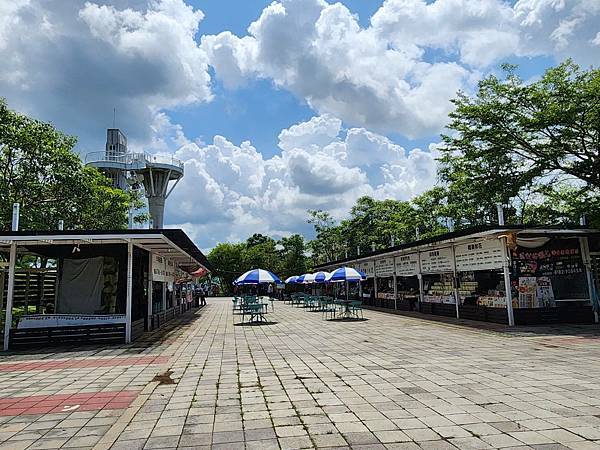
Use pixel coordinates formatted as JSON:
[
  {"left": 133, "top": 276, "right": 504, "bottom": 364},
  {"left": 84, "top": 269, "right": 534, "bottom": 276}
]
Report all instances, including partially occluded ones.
[{"left": 1, "top": 0, "right": 599, "bottom": 249}]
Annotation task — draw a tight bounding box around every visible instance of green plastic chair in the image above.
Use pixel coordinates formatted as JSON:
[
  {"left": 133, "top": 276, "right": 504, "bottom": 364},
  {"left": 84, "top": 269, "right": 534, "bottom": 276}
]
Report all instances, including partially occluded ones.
[
  {"left": 241, "top": 302, "right": 266, "bottom": 323},
  {"left": 322, "top": 296, "right": 337, "bottom": 320},
  {"left": 349, "top": 300, "right": 364, "bottom": 319}
]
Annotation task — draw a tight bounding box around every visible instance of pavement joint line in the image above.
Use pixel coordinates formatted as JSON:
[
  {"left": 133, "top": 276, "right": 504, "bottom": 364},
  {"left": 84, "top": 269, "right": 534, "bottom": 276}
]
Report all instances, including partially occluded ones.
[{"left": 92, "top": 308, "right": 207, "bottom": 450}]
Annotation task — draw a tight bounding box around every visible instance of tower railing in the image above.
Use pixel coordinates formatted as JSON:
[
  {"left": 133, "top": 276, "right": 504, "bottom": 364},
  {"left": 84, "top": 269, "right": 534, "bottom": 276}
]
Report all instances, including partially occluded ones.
[{"left": 84, "top": 151, "right": 184, "bottom": 170}]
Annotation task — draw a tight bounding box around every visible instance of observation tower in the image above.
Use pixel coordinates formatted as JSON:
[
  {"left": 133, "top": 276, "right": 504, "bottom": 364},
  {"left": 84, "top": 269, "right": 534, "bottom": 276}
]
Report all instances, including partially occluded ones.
[{"left": 85, "top": 129, "right": 184, "bottom": 229}]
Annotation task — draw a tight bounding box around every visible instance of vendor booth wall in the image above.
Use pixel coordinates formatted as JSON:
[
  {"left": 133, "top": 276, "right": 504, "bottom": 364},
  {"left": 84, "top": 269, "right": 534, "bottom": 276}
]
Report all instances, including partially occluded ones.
[
  {"left": 511, "top": 238, "right": 589, "bottom": 305},
  {"left": 57, "top": 257, "right": 104, "bottom": 314},
  {"left": 27, "top": 244, "right": 149, "bottom": 319},
  {"left": 29, "top": 244, "right": 127, "bottom": 315}
]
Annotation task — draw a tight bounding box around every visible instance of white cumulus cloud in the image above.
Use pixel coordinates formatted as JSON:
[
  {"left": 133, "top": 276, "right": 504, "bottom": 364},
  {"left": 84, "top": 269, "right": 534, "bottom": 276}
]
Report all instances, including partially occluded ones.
[
  {"left": 0, "top": 0, "right": 212, "bottom": 150},
  {"left": 164, "top": 114, "right": 438, "bottom": 246},
  {"left": 202, "top": 0, "right": 600, "bottom": 139}
]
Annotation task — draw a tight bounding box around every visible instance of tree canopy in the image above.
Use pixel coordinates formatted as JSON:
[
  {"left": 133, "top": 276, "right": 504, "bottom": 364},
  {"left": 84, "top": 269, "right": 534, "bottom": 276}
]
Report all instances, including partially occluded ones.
[
  {"left": 0, "top": 99, "right": 144, "bottom": 230},
  {"left": 439, "top": 60, "right": 600, "bottom": 227}
]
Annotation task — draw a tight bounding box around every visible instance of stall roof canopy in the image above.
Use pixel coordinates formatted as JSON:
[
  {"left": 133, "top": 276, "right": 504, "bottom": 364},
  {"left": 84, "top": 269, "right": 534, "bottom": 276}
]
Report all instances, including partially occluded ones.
[
  {"left": 0, "top": 229, "right": 211, "bottom": 273},
  {"left": 314, "top": 224, "right": 598, "bottom": 270}
]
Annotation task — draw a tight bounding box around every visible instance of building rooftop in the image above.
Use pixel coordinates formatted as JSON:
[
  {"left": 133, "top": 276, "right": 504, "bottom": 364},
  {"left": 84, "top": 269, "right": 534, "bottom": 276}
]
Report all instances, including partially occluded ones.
[
  {"left": 0, "top": 228, "right": 211, "bottom": 273},
  {"left": 314, "top": 224, "right": 598, "bottom": 269}
]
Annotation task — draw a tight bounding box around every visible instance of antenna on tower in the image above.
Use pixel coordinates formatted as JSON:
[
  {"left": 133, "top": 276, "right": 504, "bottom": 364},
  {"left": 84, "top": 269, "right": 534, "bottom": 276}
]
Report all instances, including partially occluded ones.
[{"left": 113, "top": 108, "right": 116, "bottom": 128}]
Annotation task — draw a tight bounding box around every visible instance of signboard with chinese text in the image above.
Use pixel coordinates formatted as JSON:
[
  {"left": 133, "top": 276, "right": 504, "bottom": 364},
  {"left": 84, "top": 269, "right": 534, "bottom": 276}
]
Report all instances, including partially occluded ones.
[
  {"left": 17, "top": 314, "right": 125, "bottom": 329},
  {"left": 454, "top": 239, "right": 504, "bottom": 272},
  {"left": 420, "top": 247, "right": 454, "bottom": 274},
  {"left": 375, "top": 257, "right": 395, "bottom": 277},
  {"left": 355, "top": 260, "right": 375, "bottom": 278},
  {"left": 395, "top": 253, "right": 419, "bottom": 277},
  {"left": 152, "top": 254, "right": 175, "bottom": 282}
]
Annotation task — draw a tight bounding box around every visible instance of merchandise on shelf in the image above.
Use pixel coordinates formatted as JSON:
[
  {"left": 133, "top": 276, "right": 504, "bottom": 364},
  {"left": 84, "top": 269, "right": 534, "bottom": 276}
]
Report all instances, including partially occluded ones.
[
  {"left": 476, "top": 291, "right": 507, "bottom": 308},
  {"left": 423, "top": 280, "right": 455, "bottom": 303}
]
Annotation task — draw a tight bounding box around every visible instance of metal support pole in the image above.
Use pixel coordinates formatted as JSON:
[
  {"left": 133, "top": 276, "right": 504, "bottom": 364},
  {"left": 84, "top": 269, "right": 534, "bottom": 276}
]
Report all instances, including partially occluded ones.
[
  {"left": 373, "top": 274, "right": 378, "bottom": 306},
  {"left": 12, "top": 203, "right": 19, "bottom": 231},
  {"left": 125, "top": 241, "right": 133, "bottom": 343},
  {"left": 3, "top": 243, "right": 17, "bottom": 351},
  {"left": 393, "top": 273, "right": 397, "bottom": 310},
  {"left": 147, "top": 252, "right": 153, "bottom": 330},
  {"left": 500, "top": 236, "right": 515, "bottom": 327},
  {"left": 162, "top": 281, "right": 167, "bottom": 312},
  {"left": 359, "top": 279, "right": 363, "bottom": 300},
  {"left": 451, "top": 246, "right": 460, "bottom": 319},
  {"left": 417, "top": 252, "right": 424, "bottom": 312},
  {"left": 417, "top": 274, "right": 424, "bottom": 312},
  {"left": 0, "top": 271, "right": 4, "bottom": 316},
  {"left": 580, "top": 237, "right": 599, "bottom": 323}
]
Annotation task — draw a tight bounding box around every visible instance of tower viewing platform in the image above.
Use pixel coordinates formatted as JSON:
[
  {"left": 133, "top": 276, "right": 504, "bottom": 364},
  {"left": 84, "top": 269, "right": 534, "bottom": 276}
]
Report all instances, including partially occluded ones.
[{"left": 85, "top": 129, "right": 184, "bottom": 229}]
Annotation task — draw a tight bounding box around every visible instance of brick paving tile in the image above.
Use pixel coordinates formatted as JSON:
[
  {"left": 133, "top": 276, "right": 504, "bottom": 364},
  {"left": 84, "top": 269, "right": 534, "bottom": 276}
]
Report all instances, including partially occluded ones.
[
  {"left": 245, "top": 438, "right": 280, "bottom": 449},
  {"left": 1, "top": 299, "right": 600, "bottom": 449}
]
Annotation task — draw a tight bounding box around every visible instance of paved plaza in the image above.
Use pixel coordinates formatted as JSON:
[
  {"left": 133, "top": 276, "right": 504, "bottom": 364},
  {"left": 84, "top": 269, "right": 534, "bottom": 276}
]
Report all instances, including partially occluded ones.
[{"left": 1, "top": 299, "right": 600, "bottom": 449}]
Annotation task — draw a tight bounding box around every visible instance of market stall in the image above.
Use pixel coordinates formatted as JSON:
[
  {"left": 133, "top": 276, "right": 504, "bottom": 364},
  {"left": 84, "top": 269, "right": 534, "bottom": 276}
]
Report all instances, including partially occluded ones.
[
  {"left": 394, "top": 253, "right": 419, "bottom": 311},
  {"left": 453, "top": 239, "right": 510, "bottom": 323},
  {"left": 420, "top": 247, "right": 457, "bottom": 317},
  {"left": 375, "top": 257, "right": 395, "bottom": 309},
  {"left": 510, "top": 237, "right": 593, "bottom": 324},
  {"left": 1, "top": 229, "right": 210, "bottom": 350},
  {"left": 356, "top": 261, "right": 375, "bottom": 305},
  {"left": 315, "top": 226, "right": 599, "bottom": 326}
]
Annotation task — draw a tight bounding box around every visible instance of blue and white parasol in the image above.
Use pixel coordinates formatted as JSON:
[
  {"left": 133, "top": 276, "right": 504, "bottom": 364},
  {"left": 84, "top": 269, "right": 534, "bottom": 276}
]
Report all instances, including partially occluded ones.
[
  {"left": 296, "top": 273, "right": 311, "bottom": 284},
  {"left": 235, "top": 269, "right": 282, "bottom": 285},
  {"left": 285, "top": 275, "right": 299, "bottom": 284},
  {"left": 312, "top": 271, "right": 330, "bottom": 283},
  {"left": 327, "top": 267, "right": 366, "bottom": 282}
]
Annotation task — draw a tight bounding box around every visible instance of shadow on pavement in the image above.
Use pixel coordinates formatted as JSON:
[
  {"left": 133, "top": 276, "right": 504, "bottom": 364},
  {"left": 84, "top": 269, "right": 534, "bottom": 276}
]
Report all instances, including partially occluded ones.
[
  {"left": 234, "top": 321, "right": 279, "bottom": 327},
  {"left": 365, "top": 307, "right": 600, "bottom": 337}
]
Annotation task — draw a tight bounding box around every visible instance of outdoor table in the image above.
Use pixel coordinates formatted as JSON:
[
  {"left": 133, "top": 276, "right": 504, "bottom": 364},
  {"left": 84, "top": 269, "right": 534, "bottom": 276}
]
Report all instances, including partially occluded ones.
[
  {"left": 241, "top": 302, "right": 268, "bottom": 323},
  {"left": 334, "top": 299, "right": 357, "bottom": 319}
]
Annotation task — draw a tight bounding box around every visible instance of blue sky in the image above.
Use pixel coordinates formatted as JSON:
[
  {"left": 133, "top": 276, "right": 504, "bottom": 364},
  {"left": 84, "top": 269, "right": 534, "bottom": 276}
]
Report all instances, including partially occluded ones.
[
  {"left": 172, "top": 0, "right": 389, "bottom": 155},
  {"left": 171, "top": 0, "right": 558, "bottom": 157},
  {"left": 1, "top": 0, "right": 597, "bottom": 247}
]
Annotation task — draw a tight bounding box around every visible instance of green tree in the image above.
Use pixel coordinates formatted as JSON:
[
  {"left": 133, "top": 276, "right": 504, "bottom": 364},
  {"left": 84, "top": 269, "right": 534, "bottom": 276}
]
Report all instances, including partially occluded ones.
[
  {"left": 0, "top": 99, "right": 143, "bottom": 230},
  {"left": 242, "top": 234, "right": 281, "bottom": 274},
  {"left": 307, "top": 210, "right": 344, "bottom": 264},
  {"left": 278, "top": 234, "right": 308, "bottom": 278},
  {"left": 207, "top": 242, "right": 246, "bottom": 292},
  {"left": 306, "top": 196, "right": 452, "bottom": 264},
  {"left": 439, "top": 60, "right": 600, "bottom": 225}
]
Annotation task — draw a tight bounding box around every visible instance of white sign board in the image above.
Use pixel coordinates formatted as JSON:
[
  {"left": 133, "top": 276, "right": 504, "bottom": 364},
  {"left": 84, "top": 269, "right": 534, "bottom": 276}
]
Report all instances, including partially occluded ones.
[
  {"left": 420, "top": 247, "right": 454, "bottom": 274},
  {"left": 17, "top": 314, "right": 126, "bottom": 329},
  {"left": 355, "top": 261, "right": 375, "bottom": 278},
  {"left": 375, "top": 257, "right": 395, "bottom": 277},
  {"left": 454, "top": 239, "right": 504, "bottom": 272},
  {"left": 395, "top": 253, "right": 419, "bottom": 277},
  {"left": 153, "top": 254, "right": 175, "bottom": 282}
]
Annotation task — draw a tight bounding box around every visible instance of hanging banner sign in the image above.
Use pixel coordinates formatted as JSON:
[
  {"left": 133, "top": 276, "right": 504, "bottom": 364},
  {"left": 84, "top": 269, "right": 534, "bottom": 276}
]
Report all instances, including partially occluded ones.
[
  {"left": 152, "top": 254, "right": 175, "bottom": 282},
  {"left": 454, "top": 239, "right": 504, "bottom": 272},
  {"left": 395, "top": 253, "right": 419, "bottom": 277},
  {"left": 17, "top": 314, "right": 126, "bottom": 329},
  {"left": 420, "top": 247, "right": 454, "bottom": 274},
  {"left": 375, "top": 257, "right": 395, "bottom": 277},
  {"left": 355, "top": 260, "right": 375, "bottom": 278}
]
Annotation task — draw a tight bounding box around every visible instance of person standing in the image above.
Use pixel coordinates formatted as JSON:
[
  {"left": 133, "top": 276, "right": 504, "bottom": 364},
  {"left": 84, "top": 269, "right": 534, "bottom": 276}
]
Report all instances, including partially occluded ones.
[{"left": 199, "top": 286, "right": 206, "bottom": 307}]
